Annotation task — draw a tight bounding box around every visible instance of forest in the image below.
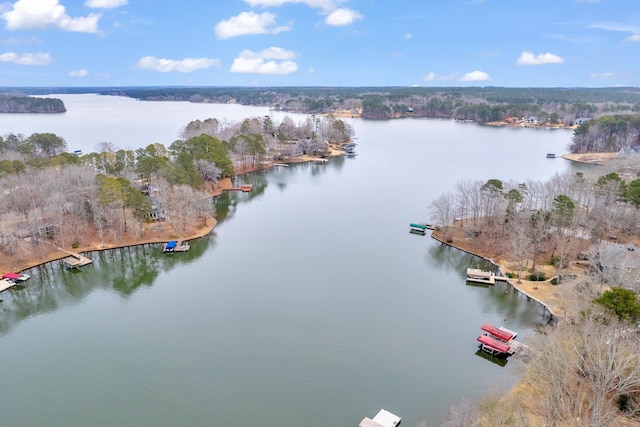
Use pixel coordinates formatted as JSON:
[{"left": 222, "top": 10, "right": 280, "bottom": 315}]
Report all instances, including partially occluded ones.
[
  {"left": 0, "top": 93, "right": 66, "bottom": 113},
  {"left": 428, "top": 156, "right": 640, "bottom": 426},
  {"left": 0, "top": 113, "right": 354, "bottom": 269},
  {"left": 11, "top": 86, "right": 640, "bottom": 124},
  {"left": 570, "top": 114, "right": 640, "bottom": 154}
]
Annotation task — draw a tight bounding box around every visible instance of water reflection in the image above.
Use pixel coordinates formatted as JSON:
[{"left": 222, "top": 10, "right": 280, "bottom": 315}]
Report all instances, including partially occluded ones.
[{"left": 0, "top": 237, "right": 214, "bottom": 335}]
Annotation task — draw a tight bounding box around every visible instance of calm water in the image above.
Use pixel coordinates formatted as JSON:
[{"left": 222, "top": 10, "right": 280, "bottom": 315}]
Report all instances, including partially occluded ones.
[{"left": 0, "top": 95, "right": 580, "bottom": 426}]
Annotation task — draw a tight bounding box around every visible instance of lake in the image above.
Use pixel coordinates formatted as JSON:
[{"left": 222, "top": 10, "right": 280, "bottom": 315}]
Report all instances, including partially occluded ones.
[{"left": 0, "top": 94, "right": 581, "bottom": 426}]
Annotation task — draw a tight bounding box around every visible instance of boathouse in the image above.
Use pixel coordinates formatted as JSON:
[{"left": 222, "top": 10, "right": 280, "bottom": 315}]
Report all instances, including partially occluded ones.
[{"left": 359, "top": 409, "right": 401, "bottom": 427}]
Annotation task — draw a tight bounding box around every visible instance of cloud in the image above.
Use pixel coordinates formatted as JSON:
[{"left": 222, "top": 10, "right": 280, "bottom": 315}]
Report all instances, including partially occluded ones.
[
  {"left": 1, "top": 36, "right": 41, "bottom": 46},
  {"left": 215, "top": 11, "right": 290, "bottom": 39},
  {"left": 516, "top": 51, "right": 564, "bottom": 65},
  {"left": 244, "top": 0, "right": 339, "bottom": 12},
  {"left": 404, "top": 33, "right": 412, "bottom": 40},
  {"left": 68, "top": 69, "right": 88, "bottom": 77},
  {"left": 325, "top": 8, "right": 362, "bottom": 26},
  {"left": 84, "top": 0, "right": 127, "bottom": 8},
  {"left": 244, "top": 0, "right": 363, "bottom": 25},
  {"left": 136, "top": 56, "right": 221, "bottom": 73},
  {"left": 0, "top": 51, "right": 51, "bottom": 65},
  {"left": 422, "top": 71, "right": 457, "bottom": 82},
  {"left": 460, "top": 70, "right": 490, "bottom": 82},
  {"left": 589, "top": 72, "right": 617, "bottom": 79},
  {"left": 230, "top": 47, "right": 297, "bottom": 75},
  {"left": 588, "top": 22, "right": 639, "bottom": 33},
  {"left": 625, "top": 34, "right": 640, "bottom": 42},
  {"left": 2, "top": 0, "right": 101, "bottom": 33}
]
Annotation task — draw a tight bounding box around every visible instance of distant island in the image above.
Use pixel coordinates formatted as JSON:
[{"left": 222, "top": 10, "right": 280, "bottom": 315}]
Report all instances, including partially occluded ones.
[{"left": 0, "top": 92, "right": 66, "bottom": 113}]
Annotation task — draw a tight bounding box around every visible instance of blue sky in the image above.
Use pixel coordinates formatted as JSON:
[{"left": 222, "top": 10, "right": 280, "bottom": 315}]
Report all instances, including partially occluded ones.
[{"left": 0, "top": 0, "right": 638, "bottom": 87}]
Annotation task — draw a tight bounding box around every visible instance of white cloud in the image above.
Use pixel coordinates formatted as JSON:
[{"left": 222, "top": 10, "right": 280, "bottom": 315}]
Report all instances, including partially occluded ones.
[
  {"left": 516, "top": 51, "right": 564, "bottom": 65},
  {"left": 136, "top": 56, "right": 221, "bottom": 73},
  {"left": 215, "top": 11, "right": 290, "bottom": 39},
  {"left": 422, "top": 71, "right": 457, "bottom": 82},
  {"left": 230, "top": 47, "right": 297, "bottom": 75},
  {"left": 325, "top": 8, "right": 362, "bottom": 26},
  {"left": 68, "top": 69, "right": 88, "bottom": 77},
  {"left": 2, "top": 0, "right": 101, "bottom": 33},
  {"left": 460, "top": 70, "right": 490, "bottom": 82},
  {"left": 244, "top": 0, "right": 339, "bottom": 12},
  {"left": 589, "top": 72, "right": 617, "bottom": 79},
  {"left": 422, "top": 72, "right": 436, "bottom": 82},
  {"left": 404, "top": 33, "right": 412, "bottom": 40},
  {"left": 625, "top": 34, "right": 640, "bottom": 42},
  {"left": 84, "top": 0, "right": 127, "bottom": 8},
  {"left": 307, "top": 67, "right": 315, "bottom": 73},
  {"left": 0, "top": 51, "right": 51, "bottom": 65}
]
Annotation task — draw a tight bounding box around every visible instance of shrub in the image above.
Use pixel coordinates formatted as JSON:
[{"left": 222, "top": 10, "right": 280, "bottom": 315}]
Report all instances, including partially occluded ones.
[
  {"left": 548, "top": 255, "right": 560, "bottom": 265},
  {"left": 550, "top": 277, "right": 558, "bottom": 285},
  {"left": 527, "top": 272, "right": 546, "bottom": 281},
  {"left": 71, "top": 242, "right": 79, "bottom": 249},
  {"left": 594, "top": 287, "right": 640, "bottom": 321}
]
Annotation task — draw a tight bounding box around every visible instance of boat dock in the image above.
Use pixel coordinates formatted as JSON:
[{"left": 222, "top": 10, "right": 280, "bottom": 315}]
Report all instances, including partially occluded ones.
[
  {"left": 0, "top": 278, "right": 18, "bottom": 292},
  {"left": 466, "top": 268, "right": 495, "bottom": 285},
  {"left": 477, "top": 324, "right": 528, "bottom": 358},
  {"left": 62, "top": 252, "right": 93, "bottom": 269},
  {"left": 466, "top": 268, "right": 511, "bottom": 285},
  {"left": 225, "top": 184, "right": 253, "bottom": 192},
  {"left": 58, "top": 248, "right": 93, "bottom": 270},
  {"left": 359, "top": 409, "right": 401, "bottom": 427},
  {"left": 409, "top": 223, "right": 428, "bottom": 234},
  {"left": 163, "top": 240, "right": 190, "bottom": 253}
]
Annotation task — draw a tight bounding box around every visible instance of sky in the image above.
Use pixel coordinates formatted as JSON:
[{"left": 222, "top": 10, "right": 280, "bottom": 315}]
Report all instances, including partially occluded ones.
[{"left": 0, "top": 0, "right": 638, "bottom": 88}]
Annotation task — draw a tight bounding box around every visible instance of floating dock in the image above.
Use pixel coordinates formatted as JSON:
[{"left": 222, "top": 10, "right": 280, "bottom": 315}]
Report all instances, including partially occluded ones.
[
  {"left": 359, "top": 409, "right": 401, "bottom": 427},
  {"left": 163, "top": 240, "right": 190, "bottom": 253}
]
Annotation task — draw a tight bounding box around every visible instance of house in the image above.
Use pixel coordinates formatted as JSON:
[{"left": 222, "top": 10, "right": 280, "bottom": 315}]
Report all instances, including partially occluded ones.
[
  {"left": 526, "top": 116, "right": 538, "bottom": 125},
  {"left": 145, "top": 197, "right": 166, "bottom": 221}
]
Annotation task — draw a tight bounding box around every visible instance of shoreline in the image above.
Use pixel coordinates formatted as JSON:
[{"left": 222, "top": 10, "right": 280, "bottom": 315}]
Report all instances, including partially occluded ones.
[
  {"left": 430, "top": 229, "right": 560, "bottom": 318},
  {"left": 3, "top": 148, "right": 346, "bottom": 275}
]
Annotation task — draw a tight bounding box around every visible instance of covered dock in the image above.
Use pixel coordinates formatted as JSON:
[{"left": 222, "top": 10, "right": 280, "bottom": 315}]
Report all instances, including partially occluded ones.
[
  {"left": 163, "top": 240, "right": 190, "bottom": 253},
  {"left": 359, "top": 409, "right": 401, "bottom": 427},
  {"left": 477, "top": 334, "right": 514, "bottom": 356}
]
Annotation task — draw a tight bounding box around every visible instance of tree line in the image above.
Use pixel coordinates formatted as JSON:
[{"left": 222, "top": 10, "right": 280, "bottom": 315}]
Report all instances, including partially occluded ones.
[
  {"left": 12, "top": 86, "right": 640, "bottom": 124},
  {"left": 0, "top": 94, "right": 65, "bottom": 113}
]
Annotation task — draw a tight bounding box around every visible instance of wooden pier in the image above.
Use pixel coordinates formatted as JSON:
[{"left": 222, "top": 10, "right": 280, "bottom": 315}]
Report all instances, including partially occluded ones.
[
  {"left": 62, "top": 252, "right": 93, "bottom": 269},
  {"left": 224, "top": 184, "right": 253, "bottom": 192},
  {"left": 163, "top": 240, "right": 190, "bottom": 253}
]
